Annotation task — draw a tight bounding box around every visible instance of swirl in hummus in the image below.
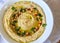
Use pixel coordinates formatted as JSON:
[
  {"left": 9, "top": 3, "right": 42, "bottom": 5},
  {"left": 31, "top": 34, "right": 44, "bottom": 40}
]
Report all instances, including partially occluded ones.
[{"left": 3, "top": 1, "right": 46, "bottom": 43}]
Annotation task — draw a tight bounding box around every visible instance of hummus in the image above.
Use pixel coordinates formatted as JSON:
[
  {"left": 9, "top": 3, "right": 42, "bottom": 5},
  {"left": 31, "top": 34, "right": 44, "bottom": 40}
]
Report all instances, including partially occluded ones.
[{"left": 3, "top": 1, "right": 46, "bottom": 43}]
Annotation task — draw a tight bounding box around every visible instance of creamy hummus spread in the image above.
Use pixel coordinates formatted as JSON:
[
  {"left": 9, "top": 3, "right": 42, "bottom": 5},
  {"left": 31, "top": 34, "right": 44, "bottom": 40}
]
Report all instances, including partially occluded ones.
[{"left": 3, "top": 1, "right": 46, "bottom": 43}]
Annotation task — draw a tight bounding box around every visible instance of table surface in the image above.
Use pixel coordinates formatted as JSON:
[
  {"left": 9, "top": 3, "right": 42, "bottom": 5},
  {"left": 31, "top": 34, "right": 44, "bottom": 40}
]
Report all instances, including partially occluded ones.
[{"left": 44, "top": 0, "right": 60, "bottom": 43}]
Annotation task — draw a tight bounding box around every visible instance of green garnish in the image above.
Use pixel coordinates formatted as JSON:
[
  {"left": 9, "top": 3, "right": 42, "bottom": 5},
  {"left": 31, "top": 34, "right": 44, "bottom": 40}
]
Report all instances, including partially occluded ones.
[
  {"left": 30, "top": 16, "right": 32, "bottom": 19},
  {"left": 10, "top": 22, "right": 15, "bottom": 26},
  {"left": 11, "top": 7, "right": 17, "bottom": 11},
  {"left": 11, "top": 20, "right": 17, "bottom": 26},
  {"left": 31, "top": 27, "right": 35, "bottom": 31},
  {"left": 21, "top": 31, "right": 26, "bottom": 36},
  {"left": 42, "top": 24, "right": 47, "bottom": 27},
  {"left": 11, "top": 7, "right": 15, "bottom": 10},
  {"left": 33, "top": 7, "right": 37, "bottom": 10},
  {"left": 39, "top": 17, "right": 43, "bottom": 21},
  {"left": 38, "top": 13, "right": 43, "bottom": 17},
  {"left": 36, "top": 17, "right": 39, "bottom": 21},
  {"left": 31, "top": 27, "right": 36, "bottom": 33},
  {"left": 13, "top": 20, "right": 17, "bottom": 23},
  {"left": 17, "top": 32, "right": 20, "bottom": 35},
  {"left": 15, "top": 27, "right": 21, "bottom": 31},
  {"left": 20, "top": 8, "right": 26, "bottom": 12},
  {"left": 16, "top": 27, "right": 21, "bottom": 35},
  {"left": 12, "top": 14, "right": 16, "bottom": 18}
]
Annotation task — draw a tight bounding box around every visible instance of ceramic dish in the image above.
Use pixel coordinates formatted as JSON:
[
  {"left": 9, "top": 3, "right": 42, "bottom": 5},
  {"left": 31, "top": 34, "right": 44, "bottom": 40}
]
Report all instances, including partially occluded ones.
[{"left": 0, "top": 0, "right": 53, "bottom": 43}]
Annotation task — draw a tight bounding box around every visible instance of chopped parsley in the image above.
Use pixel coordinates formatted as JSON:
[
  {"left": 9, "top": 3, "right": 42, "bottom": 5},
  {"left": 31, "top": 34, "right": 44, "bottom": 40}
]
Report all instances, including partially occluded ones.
[
  {"left": 15, "top": 27, "right": 21, "bottom": 31},
  {"left": 33, "top": 7, "right": 37, "bottom": 10},
  {"left": 31, "top": 27, "right": 35, "bottom": 31},
  {"left": 38, "top": 13, "right": 43, "bottom": 17},
  {"left": 21, "top": 31, "right": 26, "bottom": 36},
  {"left": 12, "top": 14, "right": 16, "bottom": 18},
  {"left": 13, "top": 20, "right": 17, "bottom": 23},
  {"left": 42, "top": 24, "right": 47, "bottom": 27},
  {"left": 11, "top": 7, "right": 17, "bottom": 11},
  {"left": 36, "top": 17, "right": 39, "bottom": 21},
  {"left": 20, "top": 8, "right": 26, "bottom": 12},
  {"left": 31, "top": 27, "right": 36, "bottom": 33},
  {"left": 39, "top": 17, "right": 43, "bottom": 21},
  {"left": 11, "top": 7, "right": 15, "bottom": 10},
  {"left": 11, "top": 20, "right": 17, "bottom": 26},
  {"left": 17, "top": 32, "right": 21, "bottom": 36}
]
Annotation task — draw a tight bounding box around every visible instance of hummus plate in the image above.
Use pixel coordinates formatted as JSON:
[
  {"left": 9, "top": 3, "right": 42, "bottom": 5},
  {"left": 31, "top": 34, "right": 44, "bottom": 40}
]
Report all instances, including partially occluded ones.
[
  {"left": 0, "top": 0, "right": 53, "bottom": 43},
  {"left": 3, "top": 1, "right": 46, "bottom": 43}
]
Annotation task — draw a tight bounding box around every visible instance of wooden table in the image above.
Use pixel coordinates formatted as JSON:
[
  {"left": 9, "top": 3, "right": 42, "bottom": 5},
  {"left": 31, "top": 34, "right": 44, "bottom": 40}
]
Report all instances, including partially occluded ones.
[{"left": 44, "top": 0, "right": 60, "bottom": 43}]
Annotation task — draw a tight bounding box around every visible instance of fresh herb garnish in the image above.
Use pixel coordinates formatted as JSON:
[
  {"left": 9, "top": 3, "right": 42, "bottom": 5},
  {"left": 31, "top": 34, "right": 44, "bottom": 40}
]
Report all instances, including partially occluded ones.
[
  {"left": 42, "top": 24, "right": 47, "bottom": 27},
  {"left": 13, "top": 20, "right": 17, "bottom": 23},
  {"left": 36, "top": 17, "right": 39, "bottom": 21},
  {"left": 20, "top": 8, "right": 26, "bottom": 12},
  {"left": 17, "top": 32, "right": 20, "bottom": 35},
  {"left": 11, "top": 7, "right": 17, "bottom": 11},
  {"left": 31, "top": 27, "right": 35, "bottom": 31},
  {"left": 33, "top": 7, "right": 37, "bottom": 10},
  {"left": 12, "top": 14, "right": 16, "bottom": 18},
  {"left": 15, "top": 27, "right": 21, "bottom": 31},
  {"left": 11, "top": 7, "right": 15, "bottom": 10},
  {"left": 31, "top": 27, "right": 36, "bottom": 33},
  {"left": 39, "top": 17, "right": 43, "bottom": 21},
  {"left": 11, "top": 20, "right": 17, "bottom": 26},
  {"left": 21, "top": 31, "right": 26, "bottom": 36},
  {"left": 38, "top": 13, "right": 43, "bottom": 17}
]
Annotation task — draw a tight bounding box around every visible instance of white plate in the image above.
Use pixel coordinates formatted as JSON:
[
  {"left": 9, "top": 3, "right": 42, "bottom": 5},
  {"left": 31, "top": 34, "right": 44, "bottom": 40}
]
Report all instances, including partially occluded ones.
[{"left": 0, "top": 0, "right": 53, "bottom": 43}]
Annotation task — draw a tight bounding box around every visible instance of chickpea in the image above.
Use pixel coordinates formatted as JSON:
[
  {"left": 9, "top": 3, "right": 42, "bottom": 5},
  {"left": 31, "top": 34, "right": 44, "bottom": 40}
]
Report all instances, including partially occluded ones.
[
  {"left": 27, "top": 8, "right": 32, "bottom": 13},
  {"left": 35, "top": 27, "right": 39, "bottom": 31},
  {"left": 18, "top": 31, "right": 20, "bottom": 33},
  {"left": 16, "top": 14, "right": 18, "bottom": 17},
  {"left": 14, "top": 15, "right": 17, "bottom": 19},
  {"left": 30, "top": 8, "right": 33, "bottom": 11},
  {"left": 34, "top": 13, "right": 37, "bottom": 16},
  {"left": 10, "top": 25, "right": 15, "bottom": 29},
  {"left": 38, "top": 21, "right": 42, "bottom": 25},
  {"left": 28, "top": 11, "right": 31, "bottom": 14},
  {"left": 26, "top": 32, "right": 29, "bottom": 36},
  {"left": 38, "top": 21, "right": 42, "bottom": 24},
  {"left": 27, "top": 8, "right": 31, "bottom": 11},
  {"left": 38, "top": 24, "right": 41, "bottom": 27}
]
